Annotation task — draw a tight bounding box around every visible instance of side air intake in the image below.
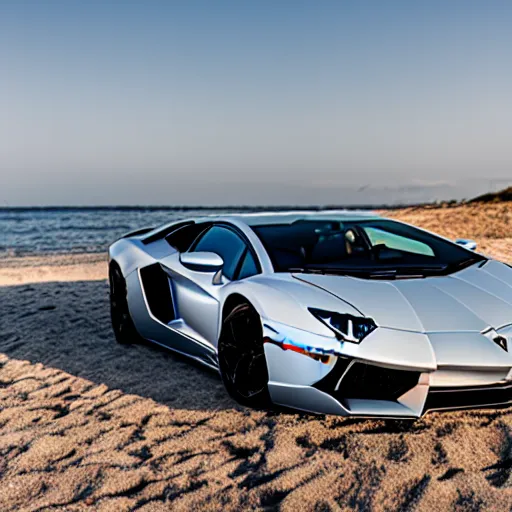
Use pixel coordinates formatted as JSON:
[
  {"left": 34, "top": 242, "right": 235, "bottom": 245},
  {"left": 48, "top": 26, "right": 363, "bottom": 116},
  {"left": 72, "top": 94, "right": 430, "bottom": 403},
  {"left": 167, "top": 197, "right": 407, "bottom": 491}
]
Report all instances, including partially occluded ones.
[{"left": 139, "top": 264, "right": 175, "bottom": 324}]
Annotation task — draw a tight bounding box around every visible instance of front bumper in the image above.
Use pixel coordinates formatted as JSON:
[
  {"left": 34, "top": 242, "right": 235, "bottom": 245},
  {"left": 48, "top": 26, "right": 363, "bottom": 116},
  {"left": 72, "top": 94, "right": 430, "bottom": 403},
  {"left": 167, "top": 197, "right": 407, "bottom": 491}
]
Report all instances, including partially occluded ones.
[{"left": 262, "top": 319, "right": 512, "bottom": 418}]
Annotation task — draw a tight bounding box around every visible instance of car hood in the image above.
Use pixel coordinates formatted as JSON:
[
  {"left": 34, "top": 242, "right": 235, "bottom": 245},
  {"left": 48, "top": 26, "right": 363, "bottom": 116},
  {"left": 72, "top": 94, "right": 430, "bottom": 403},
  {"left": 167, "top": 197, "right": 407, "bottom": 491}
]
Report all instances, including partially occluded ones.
[{"left": 293, "top": 260, "right": 512, "bottom": 333}]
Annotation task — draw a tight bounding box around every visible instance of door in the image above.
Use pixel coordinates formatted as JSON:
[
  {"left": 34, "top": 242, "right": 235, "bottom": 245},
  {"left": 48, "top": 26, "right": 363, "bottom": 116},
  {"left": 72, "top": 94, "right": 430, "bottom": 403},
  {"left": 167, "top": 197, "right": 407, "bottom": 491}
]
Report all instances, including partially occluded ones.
[{"left": 161, "top": 225, "right": 249, "bottom": 349}]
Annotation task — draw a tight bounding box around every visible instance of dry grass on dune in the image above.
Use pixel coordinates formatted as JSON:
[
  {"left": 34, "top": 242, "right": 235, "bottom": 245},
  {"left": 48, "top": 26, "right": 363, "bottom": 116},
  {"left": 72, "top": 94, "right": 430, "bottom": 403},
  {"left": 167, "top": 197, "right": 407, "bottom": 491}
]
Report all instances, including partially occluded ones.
[
  {"left": 384, "top": 201, "right": 511, "bottom": 263},
  {"left": 0, "top": 204, "right": 511, "bottom": 511}
]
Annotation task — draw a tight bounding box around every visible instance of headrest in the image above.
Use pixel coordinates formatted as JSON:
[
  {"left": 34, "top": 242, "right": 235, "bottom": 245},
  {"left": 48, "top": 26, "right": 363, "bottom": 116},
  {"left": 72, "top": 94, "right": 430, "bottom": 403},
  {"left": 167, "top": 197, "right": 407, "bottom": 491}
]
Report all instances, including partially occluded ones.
[{"left": 311, "top": 234, "right": 347, "bottom": 263}]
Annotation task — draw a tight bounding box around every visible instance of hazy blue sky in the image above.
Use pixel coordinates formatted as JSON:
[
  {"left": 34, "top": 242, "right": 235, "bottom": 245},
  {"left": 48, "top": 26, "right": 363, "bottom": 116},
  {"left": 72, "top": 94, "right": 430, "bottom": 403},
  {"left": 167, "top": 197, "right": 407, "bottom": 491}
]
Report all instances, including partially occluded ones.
[{"left": 1, "top": 0, "right": 511, "bottom": 206}]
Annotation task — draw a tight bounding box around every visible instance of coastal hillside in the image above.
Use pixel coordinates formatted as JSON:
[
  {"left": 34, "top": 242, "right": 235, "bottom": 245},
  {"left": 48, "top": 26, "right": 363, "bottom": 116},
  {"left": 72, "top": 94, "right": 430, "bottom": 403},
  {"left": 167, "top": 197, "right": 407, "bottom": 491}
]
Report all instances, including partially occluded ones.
[{"left": 470, "top": 186, "right": 512, "bottom": 203}]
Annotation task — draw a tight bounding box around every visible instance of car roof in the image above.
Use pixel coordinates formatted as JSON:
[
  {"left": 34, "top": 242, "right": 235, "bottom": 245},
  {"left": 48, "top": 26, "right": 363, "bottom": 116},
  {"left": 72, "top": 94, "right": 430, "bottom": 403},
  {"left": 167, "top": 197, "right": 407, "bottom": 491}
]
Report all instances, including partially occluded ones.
[
  {"left": 137, "top": 210, "right": 383, "bottom": 245},
  {"left": 212, "top": 210, "right": 381, "bottom": 227}
]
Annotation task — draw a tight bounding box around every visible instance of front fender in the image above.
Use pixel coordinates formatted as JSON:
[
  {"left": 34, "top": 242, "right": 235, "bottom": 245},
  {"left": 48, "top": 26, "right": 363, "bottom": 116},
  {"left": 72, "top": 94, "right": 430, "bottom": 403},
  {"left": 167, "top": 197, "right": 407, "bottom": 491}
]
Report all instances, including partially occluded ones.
[
  {"left": 221, "top": 275, "right": 361, "bottom": 339},
  {"left": 223, "top": 275, "right": 437, "bottom": 373}
]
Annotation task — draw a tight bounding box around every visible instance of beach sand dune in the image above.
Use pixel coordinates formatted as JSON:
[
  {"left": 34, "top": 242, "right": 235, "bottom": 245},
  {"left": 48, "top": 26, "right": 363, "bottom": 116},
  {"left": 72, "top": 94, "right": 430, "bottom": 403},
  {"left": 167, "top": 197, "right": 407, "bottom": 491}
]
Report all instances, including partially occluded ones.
[{"left": 0, "top": 205, "right": 511, "bottom": 511}]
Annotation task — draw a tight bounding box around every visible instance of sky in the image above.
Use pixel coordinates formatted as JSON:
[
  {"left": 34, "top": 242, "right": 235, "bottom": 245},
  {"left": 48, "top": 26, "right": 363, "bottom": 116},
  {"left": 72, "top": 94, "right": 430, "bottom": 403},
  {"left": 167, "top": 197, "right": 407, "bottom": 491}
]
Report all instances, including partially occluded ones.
[{"left": 1, "top": 0, "right": 511, "bottom": 206}]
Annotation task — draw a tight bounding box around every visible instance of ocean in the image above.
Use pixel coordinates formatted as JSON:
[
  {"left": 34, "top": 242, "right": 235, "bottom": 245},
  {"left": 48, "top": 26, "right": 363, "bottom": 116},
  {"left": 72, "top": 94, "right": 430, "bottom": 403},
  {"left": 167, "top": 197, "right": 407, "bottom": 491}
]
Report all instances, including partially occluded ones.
[{"left": 0, "top": 207, "right": 242, "bottom": 257}]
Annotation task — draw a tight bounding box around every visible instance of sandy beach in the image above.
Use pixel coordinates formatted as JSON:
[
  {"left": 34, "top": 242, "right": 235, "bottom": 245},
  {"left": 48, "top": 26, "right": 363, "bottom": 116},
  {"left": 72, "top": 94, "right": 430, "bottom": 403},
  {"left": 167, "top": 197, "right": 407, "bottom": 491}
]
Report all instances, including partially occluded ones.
[{"left": 1, "top": 203, "right": 511, "bottom": 511}]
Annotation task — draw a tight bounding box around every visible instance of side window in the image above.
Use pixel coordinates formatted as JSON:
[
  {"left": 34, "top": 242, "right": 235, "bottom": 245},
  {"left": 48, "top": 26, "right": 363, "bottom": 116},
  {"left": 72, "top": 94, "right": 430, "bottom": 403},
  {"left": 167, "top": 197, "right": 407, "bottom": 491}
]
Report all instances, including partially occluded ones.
[
  {"left": 166, "top": 223, "right": 210, "bottom": 252},
  {"left": 364, "top": 227, "right": 435, "bottom": 257},
  {"left": 236, "top": 250, "right": 258, "bottom": 280},
  {"left": 192, "top": 226, "right": 247, "bottom": 280}
]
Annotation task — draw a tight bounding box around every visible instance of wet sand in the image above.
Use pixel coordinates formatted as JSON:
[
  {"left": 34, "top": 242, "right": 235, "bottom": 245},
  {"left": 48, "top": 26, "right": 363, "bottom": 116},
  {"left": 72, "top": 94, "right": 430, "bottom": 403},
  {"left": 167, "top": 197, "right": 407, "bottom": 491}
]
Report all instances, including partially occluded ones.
[{"left": 0, "top": 204, "right": 511, "bottom": 511}]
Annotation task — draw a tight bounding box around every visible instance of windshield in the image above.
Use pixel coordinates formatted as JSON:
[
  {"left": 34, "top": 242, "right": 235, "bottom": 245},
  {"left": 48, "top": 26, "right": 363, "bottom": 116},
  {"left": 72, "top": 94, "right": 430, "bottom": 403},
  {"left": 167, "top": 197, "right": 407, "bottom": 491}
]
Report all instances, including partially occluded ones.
[{"left": 252, "top": 219, "right": 485, "bottom": 277}]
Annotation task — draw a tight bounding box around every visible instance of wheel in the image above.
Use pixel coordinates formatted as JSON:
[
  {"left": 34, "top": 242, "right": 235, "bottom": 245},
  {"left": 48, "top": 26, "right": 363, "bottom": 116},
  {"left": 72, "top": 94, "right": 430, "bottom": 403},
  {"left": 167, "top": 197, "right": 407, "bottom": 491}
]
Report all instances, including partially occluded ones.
[
  {"left": 218, "top": 302, "right": 271, "bottom": 408},
  {"left": 109, "top": 264, "right": 141, "bottom": 344}
]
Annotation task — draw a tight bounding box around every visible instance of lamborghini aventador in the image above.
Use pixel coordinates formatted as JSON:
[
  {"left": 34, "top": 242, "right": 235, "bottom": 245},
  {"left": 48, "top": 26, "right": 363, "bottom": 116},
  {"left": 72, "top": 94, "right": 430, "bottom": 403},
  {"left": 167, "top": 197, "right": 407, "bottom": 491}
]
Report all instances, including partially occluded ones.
[{"left": 108, "top": 211, "right": 512, "bottom": 418}]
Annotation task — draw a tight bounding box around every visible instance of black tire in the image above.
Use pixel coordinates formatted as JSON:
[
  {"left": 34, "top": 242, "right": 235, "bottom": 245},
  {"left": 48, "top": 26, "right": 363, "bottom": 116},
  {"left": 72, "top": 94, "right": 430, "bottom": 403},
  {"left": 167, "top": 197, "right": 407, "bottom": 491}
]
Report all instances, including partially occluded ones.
[
  {"left": 109, "top": 263, "right": 141, "bottom": 345},
  {"left": 218, "top": 302, "right": 271, "bottom": 408}
]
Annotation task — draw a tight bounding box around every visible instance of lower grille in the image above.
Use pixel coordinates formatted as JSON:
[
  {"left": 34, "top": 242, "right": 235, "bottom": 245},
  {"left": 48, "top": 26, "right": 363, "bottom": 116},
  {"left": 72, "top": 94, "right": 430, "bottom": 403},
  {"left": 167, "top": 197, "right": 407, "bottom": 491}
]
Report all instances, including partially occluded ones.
[
  {"left": 341, "top": 363, "right": 420, "bottom": 401},
  {"left": 315, "top": 359, "right": 420, "bottom": 403},
  {"left": 314, "top": 357, "right": 352, "bottom": 394},
  {"left": 424, "top": 382, "right": 512, "bottom": 412}
]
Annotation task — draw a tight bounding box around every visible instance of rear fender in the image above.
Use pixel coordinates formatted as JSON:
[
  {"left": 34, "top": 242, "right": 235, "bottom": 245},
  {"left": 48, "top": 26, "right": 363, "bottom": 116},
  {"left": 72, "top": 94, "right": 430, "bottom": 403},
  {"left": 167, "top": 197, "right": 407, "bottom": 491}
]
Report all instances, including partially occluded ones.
[{"left": 109, "top": 238, "right": 157, "bottom": 278}]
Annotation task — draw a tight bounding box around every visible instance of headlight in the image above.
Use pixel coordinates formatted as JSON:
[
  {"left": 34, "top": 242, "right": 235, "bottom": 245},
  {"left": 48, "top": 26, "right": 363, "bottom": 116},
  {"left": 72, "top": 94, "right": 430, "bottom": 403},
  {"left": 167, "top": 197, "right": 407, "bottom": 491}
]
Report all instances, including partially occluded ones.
[{"left": 309, "top": 308, "right": 377, "bottom": 343}]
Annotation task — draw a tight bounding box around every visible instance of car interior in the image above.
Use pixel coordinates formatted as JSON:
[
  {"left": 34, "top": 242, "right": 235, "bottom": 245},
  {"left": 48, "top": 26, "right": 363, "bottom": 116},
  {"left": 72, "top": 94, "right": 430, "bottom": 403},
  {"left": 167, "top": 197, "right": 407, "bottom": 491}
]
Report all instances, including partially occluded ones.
[{"left": 252, "top": 219, "right": 481, "bottom": 273}]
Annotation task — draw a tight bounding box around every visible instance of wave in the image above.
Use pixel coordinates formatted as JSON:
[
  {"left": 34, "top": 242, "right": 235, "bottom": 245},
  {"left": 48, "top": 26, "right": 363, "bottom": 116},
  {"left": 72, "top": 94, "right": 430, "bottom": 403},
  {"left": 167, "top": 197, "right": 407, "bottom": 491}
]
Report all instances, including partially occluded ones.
[{"left": 54, "top": 225, "right": 133, "bottom": 232}]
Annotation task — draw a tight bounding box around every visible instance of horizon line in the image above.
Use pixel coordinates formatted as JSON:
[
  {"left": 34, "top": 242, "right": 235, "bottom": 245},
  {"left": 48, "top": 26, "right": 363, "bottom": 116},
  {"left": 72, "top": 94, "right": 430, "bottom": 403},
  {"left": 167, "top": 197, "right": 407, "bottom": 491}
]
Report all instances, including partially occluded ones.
[{"left": 0, "top": 199, "right": 466, "bottom": 212}]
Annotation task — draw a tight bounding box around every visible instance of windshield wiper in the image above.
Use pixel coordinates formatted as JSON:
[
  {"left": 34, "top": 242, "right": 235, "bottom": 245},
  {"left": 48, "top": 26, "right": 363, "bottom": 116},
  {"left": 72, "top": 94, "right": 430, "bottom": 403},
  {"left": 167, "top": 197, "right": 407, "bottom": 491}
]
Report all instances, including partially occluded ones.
[
  {"left": 289, "top": 267, "right": 334, "bottom": 275},
  {"left": 289, "top": 266, "right": 448, "bottom": 279},
  {"left": 366, "top": 269, "right": 428, "bottom": 279},
  {"left": 458, "top": 256, "right": 488, "bottom": 270},
  {"left": 288, "top": 267, "right": 358, "bottom": 277}
]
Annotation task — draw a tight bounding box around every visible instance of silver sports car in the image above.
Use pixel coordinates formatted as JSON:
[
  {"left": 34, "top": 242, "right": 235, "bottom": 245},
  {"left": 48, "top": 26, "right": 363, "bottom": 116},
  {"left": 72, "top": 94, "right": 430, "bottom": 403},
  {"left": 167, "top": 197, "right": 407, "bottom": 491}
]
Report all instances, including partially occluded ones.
[{"left": 108, "top": 211, "right": 512, "bottom": 418}]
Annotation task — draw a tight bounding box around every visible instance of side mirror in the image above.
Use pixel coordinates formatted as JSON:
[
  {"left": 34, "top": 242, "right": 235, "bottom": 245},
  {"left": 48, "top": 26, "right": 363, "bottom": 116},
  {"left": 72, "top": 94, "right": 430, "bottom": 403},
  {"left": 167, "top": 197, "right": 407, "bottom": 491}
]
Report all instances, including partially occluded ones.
[
  {"left": 455, "top": 239, "right": 477, "bottom": 251},
  {"left": 180, "top": 252, "right": 224, "bottom": 272}
]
